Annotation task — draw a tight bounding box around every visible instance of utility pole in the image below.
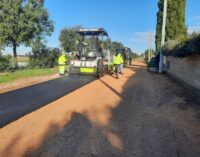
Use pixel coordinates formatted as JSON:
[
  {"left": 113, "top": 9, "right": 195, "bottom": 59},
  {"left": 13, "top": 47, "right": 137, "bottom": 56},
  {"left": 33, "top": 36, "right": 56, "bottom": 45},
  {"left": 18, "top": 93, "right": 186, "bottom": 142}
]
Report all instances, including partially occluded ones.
[
  {"left": 148, "top": 32, "right": 153, "bottom": 62},
  {"left": 159, "top": 0, "right": 167, "bottom": 73},
  {"left": 150, "top": 32, "right": 153, "bottom": 59},
  {"left": 148, "top": 49, "right": 150, "bottom": 62}
]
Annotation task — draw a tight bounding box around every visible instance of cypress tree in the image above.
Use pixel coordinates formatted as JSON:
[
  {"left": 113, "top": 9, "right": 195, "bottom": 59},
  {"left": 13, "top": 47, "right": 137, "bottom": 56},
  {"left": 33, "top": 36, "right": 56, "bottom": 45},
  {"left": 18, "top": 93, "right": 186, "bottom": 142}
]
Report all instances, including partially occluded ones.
[
  {"left": 155, "top": 0, "right": 187, "bottom": 52},
  {"left": 155, "top": 0, "right": 164, "bottom": 51}
]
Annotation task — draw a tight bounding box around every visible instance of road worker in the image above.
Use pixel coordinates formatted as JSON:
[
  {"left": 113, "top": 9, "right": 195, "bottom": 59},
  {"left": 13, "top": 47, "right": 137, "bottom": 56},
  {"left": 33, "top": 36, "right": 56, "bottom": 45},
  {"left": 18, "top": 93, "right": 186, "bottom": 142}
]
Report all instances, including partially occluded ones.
[
  {"left": 113, "top": 51, "right": 124, "bottom": 79},
  {"left": 122, "top": 49, "right": 128, "bottom": 67},
  {"left": 58, "top": 53, "right": 67, "bottom": 76},
  {"left": 119, "top": 52, "right": 124, "bottom": 75}
]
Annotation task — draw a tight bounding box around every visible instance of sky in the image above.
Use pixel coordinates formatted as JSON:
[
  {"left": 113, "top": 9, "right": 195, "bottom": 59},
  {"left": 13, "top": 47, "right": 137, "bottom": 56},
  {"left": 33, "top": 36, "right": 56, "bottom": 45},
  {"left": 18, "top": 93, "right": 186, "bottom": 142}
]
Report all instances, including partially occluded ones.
[{"left": 4, "top": 0, "right": 200, "bottom": 55}]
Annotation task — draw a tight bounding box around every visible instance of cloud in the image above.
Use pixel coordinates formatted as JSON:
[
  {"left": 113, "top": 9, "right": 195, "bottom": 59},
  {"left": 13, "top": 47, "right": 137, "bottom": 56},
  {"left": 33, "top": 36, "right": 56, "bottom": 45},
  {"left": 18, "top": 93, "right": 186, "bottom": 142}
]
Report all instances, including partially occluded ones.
[
  {"left": 188, "top": 25, "right": 200, "bottom": 34},
  {"left": 192, "top": 16, "right": 200, "bottom": 20},
  {"left": 125, "top": 32, "right": 155, "bottom": 53},
  {"left": 131, "top": 32, "right": 152, "bottom": 43}
]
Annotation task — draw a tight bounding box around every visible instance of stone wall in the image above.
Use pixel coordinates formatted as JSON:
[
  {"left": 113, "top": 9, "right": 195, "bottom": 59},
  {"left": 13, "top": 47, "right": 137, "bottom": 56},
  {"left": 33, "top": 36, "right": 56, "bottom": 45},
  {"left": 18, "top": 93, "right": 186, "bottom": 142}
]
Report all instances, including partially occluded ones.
[{"left": 166, "top": 55, "right": 200, "bottom": 97}]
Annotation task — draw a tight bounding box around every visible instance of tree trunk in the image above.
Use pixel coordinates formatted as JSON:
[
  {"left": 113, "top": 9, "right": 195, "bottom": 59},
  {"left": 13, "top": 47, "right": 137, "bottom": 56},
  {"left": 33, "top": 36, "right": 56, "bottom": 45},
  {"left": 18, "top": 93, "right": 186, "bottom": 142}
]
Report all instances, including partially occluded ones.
[{"left": 13, "top": 43, "right": 18, "bottom": 68}]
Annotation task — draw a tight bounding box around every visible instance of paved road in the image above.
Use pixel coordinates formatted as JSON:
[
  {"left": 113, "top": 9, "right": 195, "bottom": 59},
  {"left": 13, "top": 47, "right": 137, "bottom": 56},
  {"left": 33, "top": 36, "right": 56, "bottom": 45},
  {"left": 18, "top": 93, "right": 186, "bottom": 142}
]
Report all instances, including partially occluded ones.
[{"left": 0, "top": 75, "right": 94, "bottom": 127}]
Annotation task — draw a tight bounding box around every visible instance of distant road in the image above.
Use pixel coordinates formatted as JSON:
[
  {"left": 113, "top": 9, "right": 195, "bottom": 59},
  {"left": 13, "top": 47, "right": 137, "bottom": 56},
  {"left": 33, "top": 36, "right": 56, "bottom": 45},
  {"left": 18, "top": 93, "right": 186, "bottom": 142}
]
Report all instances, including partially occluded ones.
[{"left": 0, "top": 75, "right": 94, "bottom": 127}]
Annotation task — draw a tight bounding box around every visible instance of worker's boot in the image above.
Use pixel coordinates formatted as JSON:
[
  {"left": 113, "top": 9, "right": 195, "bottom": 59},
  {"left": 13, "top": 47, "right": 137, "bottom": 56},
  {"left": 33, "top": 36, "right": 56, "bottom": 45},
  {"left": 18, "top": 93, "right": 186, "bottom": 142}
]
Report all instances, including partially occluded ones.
[
  {"left": 119, "top": 71, "right": 124, "bottom": 75},
  {"left": 115, "top": 65, "right": 119, "bottom": 79},
  {"left": 116, "top": 73, "right": 119, "bottom": 79}
]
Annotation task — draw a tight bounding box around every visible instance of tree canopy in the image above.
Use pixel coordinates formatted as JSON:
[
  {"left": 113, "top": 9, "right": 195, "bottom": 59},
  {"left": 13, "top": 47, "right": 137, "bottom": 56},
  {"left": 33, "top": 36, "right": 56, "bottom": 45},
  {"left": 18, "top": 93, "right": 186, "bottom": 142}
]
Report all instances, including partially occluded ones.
[
  {"left": 29, "top": 40, "right": 60, "bottom": 68},
  {"left": 144, "top": 49, "right": 156, "bottom": 61},
  {"left": 59, "top": 26, "right": 82, "bottom": 53},
  {"left": 109, "top": 41, "right": 124, "bottom": 54},
  {"left": 0, "top": 0, "right": 54, "bottom": 67}
]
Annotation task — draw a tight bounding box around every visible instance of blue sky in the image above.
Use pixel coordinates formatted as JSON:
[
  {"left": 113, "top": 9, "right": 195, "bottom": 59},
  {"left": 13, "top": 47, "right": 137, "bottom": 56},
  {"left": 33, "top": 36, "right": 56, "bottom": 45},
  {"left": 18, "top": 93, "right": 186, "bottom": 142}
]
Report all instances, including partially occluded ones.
[{"left": 4, "top": 0, "right": 200, "bottom": 54}]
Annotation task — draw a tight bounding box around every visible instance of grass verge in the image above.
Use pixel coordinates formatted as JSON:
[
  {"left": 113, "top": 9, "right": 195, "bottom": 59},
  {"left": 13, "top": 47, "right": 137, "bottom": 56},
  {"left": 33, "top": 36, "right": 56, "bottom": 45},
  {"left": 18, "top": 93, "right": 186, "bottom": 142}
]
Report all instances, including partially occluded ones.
[{"left": 0, "top": 67, "right": 58, "bottom": 84}]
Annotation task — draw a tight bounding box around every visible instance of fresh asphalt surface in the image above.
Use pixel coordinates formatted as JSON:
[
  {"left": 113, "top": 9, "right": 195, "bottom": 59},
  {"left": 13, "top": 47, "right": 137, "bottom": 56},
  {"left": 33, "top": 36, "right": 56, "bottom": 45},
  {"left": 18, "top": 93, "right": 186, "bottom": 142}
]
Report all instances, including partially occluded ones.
[{"left": 0, "top": 75, "right": 95, "bottom": 128}]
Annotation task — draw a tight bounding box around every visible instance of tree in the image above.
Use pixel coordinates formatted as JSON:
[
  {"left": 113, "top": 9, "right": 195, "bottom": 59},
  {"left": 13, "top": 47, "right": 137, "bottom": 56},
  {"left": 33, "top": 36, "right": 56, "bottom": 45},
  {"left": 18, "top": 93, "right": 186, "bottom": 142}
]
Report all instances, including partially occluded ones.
[
  {"left": 0, "top": 45, "right": 4, "bottom": 54},
  {"left": 109, "top": 41, "right": 124, "bottom": 54},
  {"left": 59, "top": 26, "right": 82, "bottom": 52},
  {"left": 155, "top": 0, "right": 187, "bottom": 51},
  {"left": 29, "top": 40, "right": 60, "bottom": 68},
  {"left": 188, "top": 31, "right": 200, "bottom": 39},
  {"left": 155, "top": 0, "right": 163, "bottom": 51},
  {"left": 144, "top": 49, "right": 156, "bottom": 61},
  {"left": 0, "top": 0, "right": 54, "bottom": 68},
  {"left": 132, "top": 52, "right": 140, "bottom": 59}
]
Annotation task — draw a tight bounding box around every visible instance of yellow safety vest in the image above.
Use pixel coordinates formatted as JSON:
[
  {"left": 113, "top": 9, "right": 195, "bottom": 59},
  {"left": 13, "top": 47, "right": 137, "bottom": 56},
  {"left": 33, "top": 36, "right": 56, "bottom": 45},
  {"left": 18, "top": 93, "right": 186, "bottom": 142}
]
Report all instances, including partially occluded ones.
[
  {"left": 58, "top": 55, "right": 66, "bottom": 65},
  {"left": 114, "top": 53, "right": 123, "bottom": 65}
]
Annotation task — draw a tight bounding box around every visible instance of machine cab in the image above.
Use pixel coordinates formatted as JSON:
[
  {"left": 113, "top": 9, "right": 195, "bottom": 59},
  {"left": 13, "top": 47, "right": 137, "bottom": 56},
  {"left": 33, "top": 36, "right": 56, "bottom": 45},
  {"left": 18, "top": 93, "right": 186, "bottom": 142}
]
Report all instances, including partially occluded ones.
[{"left": 69, "top": 28, "right": 111, "bottom": 78}]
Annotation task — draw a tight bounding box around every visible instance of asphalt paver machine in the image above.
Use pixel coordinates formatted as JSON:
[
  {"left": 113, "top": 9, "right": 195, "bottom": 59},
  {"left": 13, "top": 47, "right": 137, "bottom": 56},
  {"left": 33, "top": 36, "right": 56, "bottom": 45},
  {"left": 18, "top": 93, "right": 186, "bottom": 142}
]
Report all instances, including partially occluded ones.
[{"left": 69, "top": 28, "right": 111, "bottom": 78}]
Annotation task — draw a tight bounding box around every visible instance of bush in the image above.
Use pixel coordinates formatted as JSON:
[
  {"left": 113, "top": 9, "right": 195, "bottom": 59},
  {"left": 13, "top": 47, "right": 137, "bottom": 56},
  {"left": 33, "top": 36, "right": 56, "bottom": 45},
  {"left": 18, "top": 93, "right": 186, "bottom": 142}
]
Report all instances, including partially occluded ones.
[
  {"left": 29, "top": 46, "right": 61, "bottom": 68},
  {"left": 144, "top": 49, "right": 156, "bottom": 62},
  {"left": 163, "top": 34, "right": 200, "bottom": 58},
  {"left": 0, "top": 53, "right": 12, "bottom": 72},
  {"left": 147, "top": 58, "right": 157, "bottom": 68}
]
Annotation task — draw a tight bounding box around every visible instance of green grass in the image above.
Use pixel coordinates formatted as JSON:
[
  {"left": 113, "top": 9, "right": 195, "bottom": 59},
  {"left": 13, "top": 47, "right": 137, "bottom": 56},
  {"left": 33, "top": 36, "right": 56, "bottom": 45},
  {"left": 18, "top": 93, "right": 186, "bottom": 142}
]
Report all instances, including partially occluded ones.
[{"left": 0, "top": 67, "right": 58, "bottom": 84}]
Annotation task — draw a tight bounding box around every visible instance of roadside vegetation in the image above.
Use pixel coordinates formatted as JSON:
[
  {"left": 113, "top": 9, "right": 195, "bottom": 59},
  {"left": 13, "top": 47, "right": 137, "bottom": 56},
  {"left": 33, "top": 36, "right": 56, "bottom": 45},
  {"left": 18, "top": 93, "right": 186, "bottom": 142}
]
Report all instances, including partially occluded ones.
[
  {"left": 163, "top": 32, "right": 200, "bottom": 58},
  {"left": 156, "top": 0, "right": 187, "bottom": 52},
  {"left": 0, "top": 0, "right": 60, "bottom": 83},
  {"left": 144, "top": 49, "right": 156, "bottom": 62},
  {"left": 0, "top": 67, "right": 58, "bottom": 84},
  {"left": 147, "top": 0, "right": 199, "bottom": 68},
  {"left": 0, "top": 0, "right": 54, "bottom": 68},
  {"left": 155, "top": 0, "right": 199, "bottom": 58},
  {"left": 28, "top": 40, "right": 61, "bottom": 68},
  {"left": 0, "top": 53, "right": 12, "bottom": 72},
  {"left": 0, "top": 43, "right": 60, "bottom": 84}
]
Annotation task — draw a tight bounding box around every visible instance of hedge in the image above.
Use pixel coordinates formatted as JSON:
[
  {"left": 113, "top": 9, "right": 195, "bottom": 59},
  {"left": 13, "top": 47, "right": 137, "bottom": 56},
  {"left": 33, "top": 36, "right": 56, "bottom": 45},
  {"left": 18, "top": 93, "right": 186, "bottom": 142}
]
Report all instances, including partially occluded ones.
[
  {"left": 163, "top": 34, "right": 200, "bottom": 58},
  {"left": 0, "top": 53, "right": 12, "bottom": 72},
  {"left": 29, "top": 48, "right": 61, "bottom": 68}
]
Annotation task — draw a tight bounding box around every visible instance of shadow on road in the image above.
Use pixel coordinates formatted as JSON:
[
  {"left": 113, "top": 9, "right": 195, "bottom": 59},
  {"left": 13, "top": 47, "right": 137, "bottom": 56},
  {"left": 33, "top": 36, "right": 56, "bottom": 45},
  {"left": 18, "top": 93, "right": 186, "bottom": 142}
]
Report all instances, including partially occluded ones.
[
  {"left": 0, "top": 75, "right": 95, "bottom": 127},
  {"left": 99, "top": 79, "right": 123, "bottom": 98}
]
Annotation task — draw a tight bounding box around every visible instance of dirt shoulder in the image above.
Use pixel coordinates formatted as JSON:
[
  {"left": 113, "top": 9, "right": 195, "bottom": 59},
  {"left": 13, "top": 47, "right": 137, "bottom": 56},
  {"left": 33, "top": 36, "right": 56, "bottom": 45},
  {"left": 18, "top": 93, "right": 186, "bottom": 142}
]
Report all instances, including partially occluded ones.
[
  {"left": 0, "top": 73, "right": 59, "bottom": 94},
  {"left": 0, "top": 60, "right": 200, "bottom": 157}
]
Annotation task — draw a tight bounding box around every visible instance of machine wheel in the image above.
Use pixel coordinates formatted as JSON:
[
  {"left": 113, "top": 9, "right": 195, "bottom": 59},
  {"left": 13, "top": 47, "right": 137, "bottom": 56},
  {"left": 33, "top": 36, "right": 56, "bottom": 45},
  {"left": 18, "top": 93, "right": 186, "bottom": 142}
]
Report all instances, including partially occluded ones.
[
  {"left": 104, "top": 65, "right": 109, "bottom": 74},
  {"left": 97, "top": 59, "right": 104, "bottom": 78}
]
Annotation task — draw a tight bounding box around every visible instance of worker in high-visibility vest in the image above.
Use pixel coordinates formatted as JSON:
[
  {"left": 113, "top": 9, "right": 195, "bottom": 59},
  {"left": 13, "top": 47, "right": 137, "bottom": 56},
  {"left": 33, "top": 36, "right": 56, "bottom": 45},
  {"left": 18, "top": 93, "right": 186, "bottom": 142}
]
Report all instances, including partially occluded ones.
[
  {"left": 113, "top": 52, "right": 124, "bottom": 79},
  {"left": 58, "top": 53, "right": 67, "bottom": 76}
]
